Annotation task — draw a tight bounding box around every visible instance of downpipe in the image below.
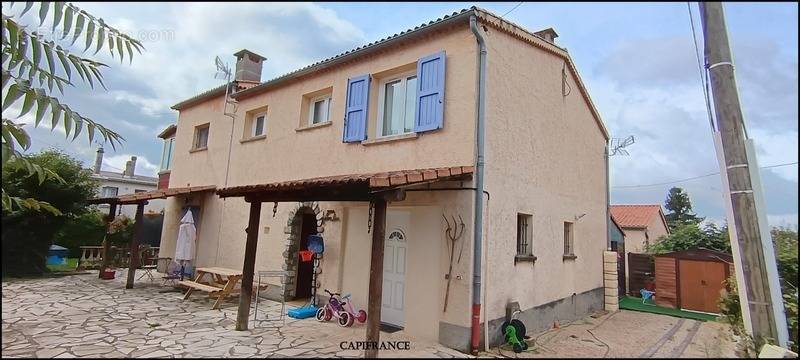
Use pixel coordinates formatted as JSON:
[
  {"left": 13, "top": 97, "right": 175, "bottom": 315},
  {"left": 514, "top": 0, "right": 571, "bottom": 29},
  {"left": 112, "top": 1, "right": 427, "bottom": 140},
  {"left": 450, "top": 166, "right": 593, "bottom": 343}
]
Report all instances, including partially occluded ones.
[{"left": 469, "top": 13, "right": 487, "bottom": 356}]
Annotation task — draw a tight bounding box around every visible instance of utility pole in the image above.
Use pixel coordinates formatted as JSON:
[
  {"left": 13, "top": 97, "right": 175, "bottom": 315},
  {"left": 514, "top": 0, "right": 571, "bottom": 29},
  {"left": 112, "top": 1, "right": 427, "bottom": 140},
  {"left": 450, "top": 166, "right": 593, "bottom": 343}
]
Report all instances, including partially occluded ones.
[{"left": 700, "top": 2, "right": 788, "bottom": 347}]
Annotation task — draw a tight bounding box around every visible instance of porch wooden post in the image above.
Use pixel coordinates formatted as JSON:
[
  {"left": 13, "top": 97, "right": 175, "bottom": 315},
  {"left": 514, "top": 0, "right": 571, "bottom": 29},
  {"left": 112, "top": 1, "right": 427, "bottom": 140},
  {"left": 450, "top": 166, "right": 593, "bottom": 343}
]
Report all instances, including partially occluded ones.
[
  {"left": 236, "top": 200, "right": 262, "bottom": 331},
  {"left": 98, "top": 203, "right": 117, "bottom": 278},
  {"left": 365, "top": 198, "right": 387, "bottom": 358},
  {"left": 126, "top": 202, "right": 145, "bottom": 289}
]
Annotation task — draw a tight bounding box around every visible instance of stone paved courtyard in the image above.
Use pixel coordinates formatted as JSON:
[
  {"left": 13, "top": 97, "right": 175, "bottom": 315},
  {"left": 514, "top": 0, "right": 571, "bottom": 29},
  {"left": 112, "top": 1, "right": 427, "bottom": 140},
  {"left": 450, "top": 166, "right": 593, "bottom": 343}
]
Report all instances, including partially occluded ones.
[{"left": 1, "top": 271, "right": 470, "bottom": 358}]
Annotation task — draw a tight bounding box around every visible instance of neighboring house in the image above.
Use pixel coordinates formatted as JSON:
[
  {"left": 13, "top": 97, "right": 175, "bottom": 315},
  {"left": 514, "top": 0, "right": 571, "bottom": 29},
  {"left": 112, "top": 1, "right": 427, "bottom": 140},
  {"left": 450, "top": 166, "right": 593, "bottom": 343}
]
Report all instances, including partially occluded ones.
[
  {"left": 610, "top": 204, "right": 670, "bottom": 294},
  {"left": 91, "top": 147, "right": 164, "bottom": 218},
  {"left": 157, "top": 124, "right": 176, "bottom": 190},
  {"left": 158, "top": 7, "right": 609, "bottom": 352}
]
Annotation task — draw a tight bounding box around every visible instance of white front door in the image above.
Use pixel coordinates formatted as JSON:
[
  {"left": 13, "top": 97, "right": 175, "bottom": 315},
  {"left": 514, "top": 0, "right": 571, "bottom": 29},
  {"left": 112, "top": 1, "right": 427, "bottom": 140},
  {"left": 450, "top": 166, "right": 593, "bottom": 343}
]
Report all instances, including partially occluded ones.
[{"left": 381, "top": 210, "right": 409, "bottom": 327}]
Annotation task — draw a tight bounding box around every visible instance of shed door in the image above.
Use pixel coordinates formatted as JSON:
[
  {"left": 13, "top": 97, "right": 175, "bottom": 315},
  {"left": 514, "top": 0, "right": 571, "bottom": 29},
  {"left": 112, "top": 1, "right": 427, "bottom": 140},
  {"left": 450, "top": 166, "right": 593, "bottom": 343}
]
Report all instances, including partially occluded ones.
[{"left": 678, "top": 260, "right": 727, "bottom": 313}]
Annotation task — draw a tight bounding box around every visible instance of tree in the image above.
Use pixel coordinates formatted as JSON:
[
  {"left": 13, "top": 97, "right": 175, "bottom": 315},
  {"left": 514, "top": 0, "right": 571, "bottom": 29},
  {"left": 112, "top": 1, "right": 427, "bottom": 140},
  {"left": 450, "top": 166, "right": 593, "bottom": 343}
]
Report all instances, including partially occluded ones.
[
  {"left": 1, "top": 2, "right": 143, "bottom": 214},
  {"left": 1, "top": 149, "right": 98, "bottom": 276},
  {"left": 646, "top": 222, "right": 730, "bottom": 255},
  {"left": 664, "top": 187, "right": 703, "bottom": 232}
]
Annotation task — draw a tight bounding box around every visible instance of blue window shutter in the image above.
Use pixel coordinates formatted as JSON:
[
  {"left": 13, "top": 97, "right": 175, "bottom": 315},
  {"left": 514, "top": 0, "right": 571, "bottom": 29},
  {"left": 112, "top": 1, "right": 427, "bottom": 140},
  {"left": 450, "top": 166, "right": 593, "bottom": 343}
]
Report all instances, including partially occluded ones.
[
  {"left": 414, "top": 51, "right": 446, "bottom": 133},
  {"left": 343, "top": 74, "right": 370, "bottom": 142}
]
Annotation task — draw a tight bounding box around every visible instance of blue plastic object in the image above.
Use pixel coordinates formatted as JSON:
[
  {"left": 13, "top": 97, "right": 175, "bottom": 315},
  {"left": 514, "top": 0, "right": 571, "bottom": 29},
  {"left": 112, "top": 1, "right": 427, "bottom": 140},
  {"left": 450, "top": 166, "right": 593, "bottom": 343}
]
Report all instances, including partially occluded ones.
[
  {"left": 308, "top": 235, "right": 324, "bottom": 254},
  {"left": 287, "top": 305, "right": 318, "bottom": 319}
]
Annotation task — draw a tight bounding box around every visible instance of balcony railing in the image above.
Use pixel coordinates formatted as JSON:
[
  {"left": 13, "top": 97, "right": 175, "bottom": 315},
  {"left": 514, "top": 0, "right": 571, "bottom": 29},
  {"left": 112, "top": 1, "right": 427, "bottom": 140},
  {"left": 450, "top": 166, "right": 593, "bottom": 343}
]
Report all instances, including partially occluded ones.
[{"left": 78, "top": 245, "right": 160, "bottom": 269}]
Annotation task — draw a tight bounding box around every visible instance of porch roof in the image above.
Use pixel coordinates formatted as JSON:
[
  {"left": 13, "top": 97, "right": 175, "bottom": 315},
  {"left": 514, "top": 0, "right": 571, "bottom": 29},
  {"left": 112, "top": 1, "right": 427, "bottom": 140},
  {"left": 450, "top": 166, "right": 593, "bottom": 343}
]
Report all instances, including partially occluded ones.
[
  {"left": 216, "top": 166, "right": 474, "bottom": 202},
  {"left": 87, "top": 185, "right": 216, "bottom": 205}
]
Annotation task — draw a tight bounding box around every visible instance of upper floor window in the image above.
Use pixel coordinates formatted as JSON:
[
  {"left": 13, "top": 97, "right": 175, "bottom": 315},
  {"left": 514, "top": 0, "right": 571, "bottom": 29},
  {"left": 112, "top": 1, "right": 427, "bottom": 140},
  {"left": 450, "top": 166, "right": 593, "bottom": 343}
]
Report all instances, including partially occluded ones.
[
  {"left": 252, "top": 112, "right": 266, "bottom": 137},
  {"left": 101, "top": 186, "right": 119, "bottom": 198},
  {"left": 378, "top": 73, "right": 417, "bottom": 137},
  {"left": 160, "top": 137, "right": 174, "bottom": 171},
  {"left": 309, "top": 95, "right": 331, "bottom": 125},
  {"left": 192, "top": 124, "right": 209, "bottom": 150},
  {"left": 564, "top": 221, "right": 575, "bottom": 256},
  {"left": 516, "top": 213, "right": 533, "bottom": 256}
]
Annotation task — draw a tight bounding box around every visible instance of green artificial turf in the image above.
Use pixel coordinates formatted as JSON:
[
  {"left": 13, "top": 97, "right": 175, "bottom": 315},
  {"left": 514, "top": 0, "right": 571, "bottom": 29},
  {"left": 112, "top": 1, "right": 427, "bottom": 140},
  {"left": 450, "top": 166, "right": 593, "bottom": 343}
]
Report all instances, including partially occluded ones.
[
  {"left": 46, "top": 258, "right": 79, "bottom": 272},
  {"left": 619, "top": 296, "right": 718, "bottom": 321}
]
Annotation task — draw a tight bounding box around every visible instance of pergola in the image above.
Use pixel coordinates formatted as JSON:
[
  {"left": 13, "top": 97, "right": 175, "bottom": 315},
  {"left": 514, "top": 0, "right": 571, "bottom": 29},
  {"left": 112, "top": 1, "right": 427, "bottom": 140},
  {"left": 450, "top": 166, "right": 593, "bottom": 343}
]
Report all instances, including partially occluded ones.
[
  {"left": 216, "top": 166, "right": 473, "bottom": 358},
  {"left": 86, "top": 185, "right": 216, "bottom": 288}
]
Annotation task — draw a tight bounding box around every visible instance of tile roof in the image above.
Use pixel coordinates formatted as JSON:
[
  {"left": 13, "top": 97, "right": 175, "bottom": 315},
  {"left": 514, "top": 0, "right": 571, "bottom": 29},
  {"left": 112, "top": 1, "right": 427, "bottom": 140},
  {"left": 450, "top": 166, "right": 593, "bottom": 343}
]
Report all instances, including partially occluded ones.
[
  {"left": 610, "top": 205, "right": 666, "bottom": 229},
  {"left": 88, "top": 185, "right": 216, "bottom": 205},
  {"left": 93, "top": 170, "right": 158, "bottom": 184},
  {"left": 217, "top": 166, "right": 473, "bottom": 198}
]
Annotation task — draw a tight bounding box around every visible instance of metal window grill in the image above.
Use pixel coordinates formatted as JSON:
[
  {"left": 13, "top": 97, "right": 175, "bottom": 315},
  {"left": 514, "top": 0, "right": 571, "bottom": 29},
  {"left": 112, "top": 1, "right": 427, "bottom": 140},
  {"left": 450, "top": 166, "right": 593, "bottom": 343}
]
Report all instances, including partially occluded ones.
[
  {"left": 517, "top": 214, "right": 529, "bottom": 255},
  {"left": 564, "top": 222, "right": 573, "bottom": 255}
]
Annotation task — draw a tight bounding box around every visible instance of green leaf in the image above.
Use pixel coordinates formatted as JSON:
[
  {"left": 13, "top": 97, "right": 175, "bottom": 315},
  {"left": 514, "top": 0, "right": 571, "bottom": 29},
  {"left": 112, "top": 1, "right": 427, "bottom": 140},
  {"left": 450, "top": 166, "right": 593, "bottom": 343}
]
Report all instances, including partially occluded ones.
[
  {"left": 125, "top": 40, "right": 134, "bottom": 64},
  {"left": 88, "top": 66, "right": 106, "bottom": 90},
  {"left": 43, "top": 42, "right": 57, "bottom": 80},
  {"left": 2, "top": 83, "right": 24, "bottom": 111},
  {"left": 116, "top": 36, "right": 124, "bottom": 63},
  {"left": 30, "top": 36, "right": 42, "bottom": 77},
  {"left": 48, "top": 97, "right": 62, "bottom": 132},
  {"left": 68, "top": 55, "right": 86, "bottom": 82},
  {"left": 86, "top": 121, "right": 95, "bottom": 144},
  {"left": 56, "top": 47, "right": 71, "bottom": 81},
  {"left": 34, "top": 88, "right": 49, "bottom": 127},
  {"left": 6, "top": 18, "right": 19, "bottom": 56},
  {"left": 63, "top": 106, "right": 72, "bottom": 137},
  {"left": 39, "top": 2, "right": 50, "bottom": 26},
  {"left": 20, "top": 2, "right": 34, "bottom": 17},
  {"left": 52, "top": 2, "right": 65, "bottom": 31},
  {"left": 84, "top": 19, "right": 95, "bottom": 52},
  {"left": 16, "top": 33, "right": 29, "bottom": 65},
  {"left": 62, "top": 5, "right": 73, "bottom": 39},
  {"left": 72, "top": 114, "right": 83, "bottom": 141},
  {"left": 95, "top": 25, "right": 105, "bottom": 55},
  {"left": 71, "top": 12, "right": 85, "bottom": 46},
  {"left": 18, "top": 88, "right": 36, "bottom": 118},
  {"left": 80, "top": 62, "right": 94, "bottom": 88},
  {"left": 6, "top": 121, "right": 31, "bottom": 150}
]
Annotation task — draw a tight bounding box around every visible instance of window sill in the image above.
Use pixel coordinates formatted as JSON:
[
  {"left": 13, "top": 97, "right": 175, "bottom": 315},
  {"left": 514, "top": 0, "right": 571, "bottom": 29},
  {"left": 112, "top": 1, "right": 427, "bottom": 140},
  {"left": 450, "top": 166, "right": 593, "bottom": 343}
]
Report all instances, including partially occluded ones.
[
  {"left": 514, "top": 254, "right": 537, "bottom": 264},
  {"left": 563, "top": 254, "right": 578, "bottom": 261},
  {"left": 240, "top": 135, "right": 267, "bottom": 144},
  {"left": 296, "top": 121, "right": 332, "bottom": 132},
  {"left": 362, "top": 132, "right": 418, "bottom": 146},
  {"left": 189, "top": 147, "right": 207, "bottom": 153},
  {"left": 158, "top": 170, "right": 171, "bottom": 175}
]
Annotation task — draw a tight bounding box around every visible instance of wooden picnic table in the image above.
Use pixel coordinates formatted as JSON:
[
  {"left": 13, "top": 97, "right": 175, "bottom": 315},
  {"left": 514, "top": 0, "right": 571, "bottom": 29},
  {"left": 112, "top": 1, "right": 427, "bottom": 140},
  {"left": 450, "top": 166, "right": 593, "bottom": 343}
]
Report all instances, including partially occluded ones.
[{"left": 178, "top": 267, "right": 243, "bottom": 309}]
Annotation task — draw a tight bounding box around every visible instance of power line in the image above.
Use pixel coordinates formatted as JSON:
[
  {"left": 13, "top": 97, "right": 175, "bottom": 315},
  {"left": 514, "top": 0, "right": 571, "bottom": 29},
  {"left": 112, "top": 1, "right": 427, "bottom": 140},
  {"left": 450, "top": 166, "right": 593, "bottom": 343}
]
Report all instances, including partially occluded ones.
[
  {"left": 611, "top": 161, "right": 798, "bottom": 189},
  {"left": 501, "top": 2, "right": 524, "bottom": 19},
  {"left": 687, "top": 2, "right": 716, "bottom": 132}
]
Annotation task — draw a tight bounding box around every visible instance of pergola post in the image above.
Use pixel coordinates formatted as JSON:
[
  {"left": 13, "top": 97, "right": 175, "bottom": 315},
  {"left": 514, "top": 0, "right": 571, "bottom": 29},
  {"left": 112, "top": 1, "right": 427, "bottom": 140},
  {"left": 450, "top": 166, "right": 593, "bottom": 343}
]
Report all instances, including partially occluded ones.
[
  {"left": 365, "top": 197, "right": 387, "bottom": 358},
  {"left": 236, "top": 200, "right": 262, "bottom": 331},
  {"left": 99, "top": 203, "right": 117, "bottom": 278},
  {"left": 126, "top": 202, "right": 145, "bottom": 289}
]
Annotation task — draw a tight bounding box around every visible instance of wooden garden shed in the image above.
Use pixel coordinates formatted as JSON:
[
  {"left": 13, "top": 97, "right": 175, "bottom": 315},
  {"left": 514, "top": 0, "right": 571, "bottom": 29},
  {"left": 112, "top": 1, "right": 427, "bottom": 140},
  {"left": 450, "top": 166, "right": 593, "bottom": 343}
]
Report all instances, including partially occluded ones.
[{"left": 653, "top": 248, "right": 734, "bottom": 313}]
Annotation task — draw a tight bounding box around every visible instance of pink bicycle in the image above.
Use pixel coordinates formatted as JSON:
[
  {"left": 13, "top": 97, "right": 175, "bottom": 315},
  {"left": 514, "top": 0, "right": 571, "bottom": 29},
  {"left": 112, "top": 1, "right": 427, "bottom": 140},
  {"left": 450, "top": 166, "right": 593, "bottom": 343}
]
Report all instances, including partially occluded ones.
[{"left": 316, "top": 289, "right": 367, "bottom": 327}]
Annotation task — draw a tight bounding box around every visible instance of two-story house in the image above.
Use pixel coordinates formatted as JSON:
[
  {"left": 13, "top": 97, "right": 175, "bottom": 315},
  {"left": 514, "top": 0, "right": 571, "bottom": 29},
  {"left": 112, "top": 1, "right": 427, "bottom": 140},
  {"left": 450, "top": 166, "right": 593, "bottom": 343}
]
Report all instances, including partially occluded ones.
[
  {"left": 157, "top": 7, "right": 609, "bottom": 352},
  {"left": 91, "top": 146, "right": 164, "bottom": 218}
]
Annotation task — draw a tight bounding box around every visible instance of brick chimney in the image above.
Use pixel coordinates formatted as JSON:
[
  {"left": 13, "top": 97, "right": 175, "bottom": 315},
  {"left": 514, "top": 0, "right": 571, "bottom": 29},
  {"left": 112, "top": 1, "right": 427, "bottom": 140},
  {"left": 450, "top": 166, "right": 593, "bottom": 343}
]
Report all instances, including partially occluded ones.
[
  {"left": 124, "top": 156, "right": 137, "bottom": 176},
  {"left": 233, "top": 49, "right": 266, "bottom": 84},
  {"left": 93, "top": 146, "right": 104, "bottom": 174},
  {"left": 534, "top": 28, "right": 559, "bottom": 44}
]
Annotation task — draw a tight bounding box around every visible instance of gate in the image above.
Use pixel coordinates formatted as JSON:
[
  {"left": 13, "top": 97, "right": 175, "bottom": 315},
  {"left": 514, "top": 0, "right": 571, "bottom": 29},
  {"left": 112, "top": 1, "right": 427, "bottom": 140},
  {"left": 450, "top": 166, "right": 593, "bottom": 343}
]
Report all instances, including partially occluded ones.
[{"left": 627, "top": 253, "right": 654, "bottom": 296}]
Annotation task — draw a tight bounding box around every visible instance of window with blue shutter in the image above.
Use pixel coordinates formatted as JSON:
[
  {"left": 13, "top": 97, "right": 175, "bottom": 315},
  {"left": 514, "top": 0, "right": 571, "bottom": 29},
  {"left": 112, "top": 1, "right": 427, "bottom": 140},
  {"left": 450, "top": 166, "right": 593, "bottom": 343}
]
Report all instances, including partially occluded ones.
[
  {"left": 414, "top": 51, "right": 446, "bottom": 132},
  {"left": 343, "top": 74, "right": 370, "bottom": 142}
]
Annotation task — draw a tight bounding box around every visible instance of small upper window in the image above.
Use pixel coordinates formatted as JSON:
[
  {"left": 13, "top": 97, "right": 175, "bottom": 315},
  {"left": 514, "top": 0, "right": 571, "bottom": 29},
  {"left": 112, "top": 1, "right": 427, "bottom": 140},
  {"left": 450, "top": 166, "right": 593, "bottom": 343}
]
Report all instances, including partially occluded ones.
[
  {"left": 252, "top": 113, "right": 266, "bottom": 137},
  {"left": 309, "top": 95, "right": 331, "bottom": 125},
  {"left": 101, "top": 186, "right": 119, "bottom": 198},
  {"left": 516, "top": 213, "right": 533, "bottom": 256},
  {"left": 564, "top": 222, "right": 575, "bottom": 256},
  {"left": 160, "top": 137, "right": 174, "bottom": 171},
  {"left": 378, "top": 74, "right": 417, "bottom": 137},
  {"left": 193, "top": 124, "right": 209, "bottom": 150}
]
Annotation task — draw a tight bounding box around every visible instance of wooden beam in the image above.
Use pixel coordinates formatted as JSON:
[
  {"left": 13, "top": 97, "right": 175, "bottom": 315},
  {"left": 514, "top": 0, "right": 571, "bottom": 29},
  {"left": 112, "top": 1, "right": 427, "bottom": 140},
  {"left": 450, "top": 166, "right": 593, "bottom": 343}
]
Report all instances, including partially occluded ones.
[
  {"left": 126, "top": 202, "right": 145, "bottom": 289},
  {"left": 99, "top": 203, "right": 117, "bottom": 278},
  {"left": 236, "top": 201, "right": 262, "bottom": 331},
  {"left": 365, "top": 198, "right": 387, "bottom": 358}
]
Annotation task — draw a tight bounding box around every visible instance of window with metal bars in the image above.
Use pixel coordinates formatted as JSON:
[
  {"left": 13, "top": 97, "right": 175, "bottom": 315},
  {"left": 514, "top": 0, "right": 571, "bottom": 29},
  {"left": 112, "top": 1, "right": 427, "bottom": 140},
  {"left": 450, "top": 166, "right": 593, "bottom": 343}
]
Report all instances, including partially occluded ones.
[
  {"left": 564, "top": 221, "right": 574, "bottom": 255},
  {"left": 516, "top": 214, "right": 532, "bottom": 256}
]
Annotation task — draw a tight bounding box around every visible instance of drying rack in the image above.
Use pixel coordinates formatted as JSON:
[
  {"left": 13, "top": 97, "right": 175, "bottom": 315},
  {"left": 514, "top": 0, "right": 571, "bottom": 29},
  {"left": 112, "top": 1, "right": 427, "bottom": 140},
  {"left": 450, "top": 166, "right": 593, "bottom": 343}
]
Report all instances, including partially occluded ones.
[{"left": 252, "top": 270, "right": 291, "bottom": 327}]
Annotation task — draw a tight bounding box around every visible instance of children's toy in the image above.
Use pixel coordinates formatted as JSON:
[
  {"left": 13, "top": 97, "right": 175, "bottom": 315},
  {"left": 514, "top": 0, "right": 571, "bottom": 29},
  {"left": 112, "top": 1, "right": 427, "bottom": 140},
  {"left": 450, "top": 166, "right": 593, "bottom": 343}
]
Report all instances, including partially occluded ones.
[
  {"left": 316, "top": 289, "right": 361, "bottom": 327},
  {"left": 288, "top": 304, "right": 318, "bottom": 319},
  {"left": 340, "top": 293, "right": 367, "bottom": 325}
]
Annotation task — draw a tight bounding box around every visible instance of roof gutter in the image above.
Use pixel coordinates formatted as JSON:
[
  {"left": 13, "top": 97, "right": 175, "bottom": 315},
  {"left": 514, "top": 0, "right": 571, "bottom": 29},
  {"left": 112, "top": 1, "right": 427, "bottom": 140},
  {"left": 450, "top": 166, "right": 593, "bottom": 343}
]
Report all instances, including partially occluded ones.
[{"left": 469, "top": 12, "right": 486, "bottom": 356}]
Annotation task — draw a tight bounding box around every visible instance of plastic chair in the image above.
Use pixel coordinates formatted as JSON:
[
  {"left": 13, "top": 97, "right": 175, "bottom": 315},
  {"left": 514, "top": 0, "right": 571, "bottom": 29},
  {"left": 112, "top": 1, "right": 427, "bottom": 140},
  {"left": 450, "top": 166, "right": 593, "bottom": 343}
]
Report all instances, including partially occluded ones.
[{"left": 640, "top": 289, "right": 656, "bottom": 306}]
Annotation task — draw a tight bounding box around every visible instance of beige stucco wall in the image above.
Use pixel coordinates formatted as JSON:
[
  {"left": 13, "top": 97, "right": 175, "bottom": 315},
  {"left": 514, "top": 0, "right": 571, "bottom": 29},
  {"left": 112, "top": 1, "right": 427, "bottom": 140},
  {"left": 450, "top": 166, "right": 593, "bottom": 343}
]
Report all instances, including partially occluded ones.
[
  {"left": 621, "top": 216, "right": 669, "bottom": 291},
  {"left": 480, "top": 25, "right": 609, "bottom": 323}
]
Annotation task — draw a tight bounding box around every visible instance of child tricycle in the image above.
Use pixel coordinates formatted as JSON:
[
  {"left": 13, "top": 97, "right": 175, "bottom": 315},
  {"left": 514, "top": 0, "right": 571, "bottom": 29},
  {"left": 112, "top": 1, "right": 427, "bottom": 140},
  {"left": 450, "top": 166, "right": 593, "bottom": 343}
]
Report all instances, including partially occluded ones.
[{"left": 316, "top": 289, "right": 367, "bottom": 327}]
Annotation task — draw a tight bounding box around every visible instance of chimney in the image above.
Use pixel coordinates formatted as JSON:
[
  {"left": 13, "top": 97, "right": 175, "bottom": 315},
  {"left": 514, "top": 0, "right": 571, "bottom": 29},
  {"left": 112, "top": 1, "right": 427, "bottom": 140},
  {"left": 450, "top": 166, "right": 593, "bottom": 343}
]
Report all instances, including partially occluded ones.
[
  {"left": 233, "top": 49, "right": 266, "bottom": 83},
  {"left": 93, "top": 146, "right": 104, "bottom": 174},
  {"left": 534, "top": 28, "right": 559, "bottom": 44},
  {"left": 124, "top": 156, "right": 137, "bottom": 176}
]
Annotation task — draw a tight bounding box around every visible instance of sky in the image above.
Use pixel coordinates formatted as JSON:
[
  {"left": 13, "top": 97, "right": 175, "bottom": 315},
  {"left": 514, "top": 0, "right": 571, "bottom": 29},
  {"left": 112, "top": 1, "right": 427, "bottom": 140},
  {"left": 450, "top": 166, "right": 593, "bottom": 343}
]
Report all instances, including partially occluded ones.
[{"left": 4, "top": 2, "right": 798, "bottom": 228}]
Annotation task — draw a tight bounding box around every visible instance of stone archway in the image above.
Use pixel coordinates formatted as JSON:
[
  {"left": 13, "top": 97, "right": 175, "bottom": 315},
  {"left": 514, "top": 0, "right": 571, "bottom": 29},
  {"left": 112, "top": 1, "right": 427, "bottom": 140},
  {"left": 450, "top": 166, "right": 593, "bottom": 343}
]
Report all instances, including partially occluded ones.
[{"left": 281, "top": 201, "right": 324, "bottom": 300}]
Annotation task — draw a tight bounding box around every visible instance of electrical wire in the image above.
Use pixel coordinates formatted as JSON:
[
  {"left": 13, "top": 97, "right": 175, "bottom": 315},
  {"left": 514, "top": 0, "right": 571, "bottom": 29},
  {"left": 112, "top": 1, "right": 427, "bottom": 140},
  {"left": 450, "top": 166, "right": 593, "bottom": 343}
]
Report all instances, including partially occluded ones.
[
  {"left": 611, "top": 161, "right": 797, "bottom": 189},
  {"left": 501, "top": 2, "right": 524, "bottom": 19},
  {"left": 687, "top": 2, "right": 716, "bottom": 132}
]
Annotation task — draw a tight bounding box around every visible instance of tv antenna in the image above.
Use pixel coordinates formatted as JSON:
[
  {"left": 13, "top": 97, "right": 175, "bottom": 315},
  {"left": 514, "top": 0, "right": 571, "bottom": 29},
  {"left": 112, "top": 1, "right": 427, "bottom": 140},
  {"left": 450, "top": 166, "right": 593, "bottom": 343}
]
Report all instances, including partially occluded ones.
[
  {"left": 609, "top": 135, "right": 635, "bottom": 156},
  {"left": 214, "top": 56, "right": 237, "bottom": 116}
]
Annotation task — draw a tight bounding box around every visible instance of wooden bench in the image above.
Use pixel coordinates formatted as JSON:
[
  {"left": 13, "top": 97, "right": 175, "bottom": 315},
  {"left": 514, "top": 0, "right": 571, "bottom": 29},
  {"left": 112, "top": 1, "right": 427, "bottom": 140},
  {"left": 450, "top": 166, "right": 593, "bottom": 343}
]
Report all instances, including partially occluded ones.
[{"left": 177, "top": 280, "right": 223, "bottom": 294}]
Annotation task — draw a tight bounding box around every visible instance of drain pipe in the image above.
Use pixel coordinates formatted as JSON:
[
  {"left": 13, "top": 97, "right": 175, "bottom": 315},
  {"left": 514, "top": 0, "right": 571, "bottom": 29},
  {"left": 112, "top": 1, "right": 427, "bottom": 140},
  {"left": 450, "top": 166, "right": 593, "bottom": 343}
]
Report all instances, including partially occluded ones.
[{"left": 469, "top": 12, "right": 487, "bottom": 356}]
